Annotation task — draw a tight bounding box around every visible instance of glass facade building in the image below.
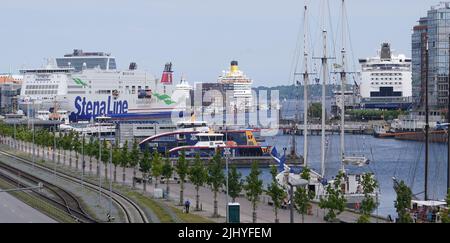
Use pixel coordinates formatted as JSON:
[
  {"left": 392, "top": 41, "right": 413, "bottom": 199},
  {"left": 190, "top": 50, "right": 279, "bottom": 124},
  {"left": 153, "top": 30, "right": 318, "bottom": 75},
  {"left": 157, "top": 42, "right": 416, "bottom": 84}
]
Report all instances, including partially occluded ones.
[{"left": 412, "top": 2, "right": 450, "bottom": 109}]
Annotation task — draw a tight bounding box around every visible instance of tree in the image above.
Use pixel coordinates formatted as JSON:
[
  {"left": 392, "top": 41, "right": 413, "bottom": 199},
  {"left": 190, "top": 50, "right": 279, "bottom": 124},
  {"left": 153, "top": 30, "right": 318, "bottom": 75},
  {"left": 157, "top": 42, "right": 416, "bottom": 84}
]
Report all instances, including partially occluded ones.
[
  {"left": 189, "top": 154, "right": 207, "bottom": 211},
  {"left": 139, "top": 145, "right": 151, "bottom": 192},
  {"left": 162, "top": 157, "right": 173, "bottom": 199},
  {"left": 441, "top": 189, "right": 450, "bottom": 223},
  {"left": 129, "top": 140, "right": 140, "bottom": 188},
  {"left": 120, "top": 140, "right": 129, "bottom": 185},
  {"left": 112, "top": 143, "right": 121, "bottom": 183},
  {"left": 101, "top": 139, "right": 110, "bottom": 180},
  {"left": 72, "top": 133, "right": 81, "bottom": 170},
  {"left": 244, "top": 161, "right": 264, "bottom": 223},
  {"left": 207, "top": 151, "right": 225, "bottom": 218},
  {"left": 86, "top": 136, "right": 96, "bottom": 174},
  {"left": 66, "top": 132, "right": 75, "bottom": 168},
  {"left": 309, "top": 103, "right": 322, "bottom": 119},
  {"left": 358, "top": 173, "right": 379, "bottom": 223},
  {"left": 175, "top": 151, "right": 189, "bottom": 206},
  {"left": 228, "top": 165, "right": 243, "bottom": 203},
  {"left": 151, "top": 151, "right": 163, "bottom": 189},
  {"left": 266, "top": 165, "right": 286, "bottom": 223},
  {"left": 394, "top": 180, "right": 413, "bottom": 223},
  {"left": 319, "top": 171, "right": 347, "bottom": 222},
  {"left": 294, "top": 166, "right": 314, "bottom": 223}
]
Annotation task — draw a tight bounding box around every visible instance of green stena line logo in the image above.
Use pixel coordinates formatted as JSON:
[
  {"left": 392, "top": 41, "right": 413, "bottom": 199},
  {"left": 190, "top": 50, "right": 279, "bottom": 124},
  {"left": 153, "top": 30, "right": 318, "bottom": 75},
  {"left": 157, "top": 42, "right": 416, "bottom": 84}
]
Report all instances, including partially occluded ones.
[
  {"left": 72, "top": 78, "right": 87, "bottom": 87},
  {"left": 153, "top": 92, "right": 176, "bottom": 105}
]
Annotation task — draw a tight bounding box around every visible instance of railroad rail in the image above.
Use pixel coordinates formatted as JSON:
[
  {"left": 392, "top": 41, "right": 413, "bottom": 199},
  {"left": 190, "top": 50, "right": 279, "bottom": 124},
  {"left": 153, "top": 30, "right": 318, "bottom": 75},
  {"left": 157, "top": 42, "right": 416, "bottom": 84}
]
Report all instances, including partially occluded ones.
[{"left": 0, "top": 149, "right": 148, "bottom": 223}]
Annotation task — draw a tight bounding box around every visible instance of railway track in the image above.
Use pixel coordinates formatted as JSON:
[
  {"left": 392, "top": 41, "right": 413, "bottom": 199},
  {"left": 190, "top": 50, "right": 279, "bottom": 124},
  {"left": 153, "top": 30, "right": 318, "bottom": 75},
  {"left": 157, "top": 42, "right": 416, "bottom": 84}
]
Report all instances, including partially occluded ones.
[
  {"left": 0, "top": 149, "right": 148, "bottom": 223},
  {"left": 0, "top": 162, "right": 97, "bottom": 223}
]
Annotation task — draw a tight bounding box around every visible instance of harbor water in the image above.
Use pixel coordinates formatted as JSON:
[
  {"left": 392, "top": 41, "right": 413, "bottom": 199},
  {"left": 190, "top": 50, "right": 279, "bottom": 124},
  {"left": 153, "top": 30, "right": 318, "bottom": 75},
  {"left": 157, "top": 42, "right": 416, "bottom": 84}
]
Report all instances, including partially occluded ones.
[{"left": 237, "top": 134, "right": 449, "bottom": 217}]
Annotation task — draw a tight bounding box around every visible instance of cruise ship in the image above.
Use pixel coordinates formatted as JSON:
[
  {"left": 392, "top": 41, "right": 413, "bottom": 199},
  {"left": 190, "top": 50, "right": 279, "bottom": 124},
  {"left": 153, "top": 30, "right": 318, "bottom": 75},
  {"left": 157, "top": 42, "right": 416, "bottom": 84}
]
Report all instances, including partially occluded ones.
[
  {"left": 19, "top": 50, "right": 191, "bottom": 122},
  {"left": 218, "top": 61, "right": 253, "bottom": 112},
  {"left": 359, "top": 43, "right": 413, "bottom": 110}
]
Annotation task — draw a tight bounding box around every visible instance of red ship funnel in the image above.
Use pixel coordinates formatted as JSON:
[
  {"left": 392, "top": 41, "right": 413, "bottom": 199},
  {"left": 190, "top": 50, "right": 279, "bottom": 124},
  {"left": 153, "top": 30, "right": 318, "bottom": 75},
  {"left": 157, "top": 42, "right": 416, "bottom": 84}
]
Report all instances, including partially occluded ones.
[{"left": 161, "top": 62, "right": 173, "bottom": 85}]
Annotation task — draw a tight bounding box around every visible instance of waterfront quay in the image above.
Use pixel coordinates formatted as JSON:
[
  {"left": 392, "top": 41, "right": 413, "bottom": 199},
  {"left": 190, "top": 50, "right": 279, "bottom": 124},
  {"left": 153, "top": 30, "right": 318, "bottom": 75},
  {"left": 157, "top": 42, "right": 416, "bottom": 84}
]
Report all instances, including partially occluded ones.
[{"left": 280, "top": 123, "right": 375, "bottom": 136}]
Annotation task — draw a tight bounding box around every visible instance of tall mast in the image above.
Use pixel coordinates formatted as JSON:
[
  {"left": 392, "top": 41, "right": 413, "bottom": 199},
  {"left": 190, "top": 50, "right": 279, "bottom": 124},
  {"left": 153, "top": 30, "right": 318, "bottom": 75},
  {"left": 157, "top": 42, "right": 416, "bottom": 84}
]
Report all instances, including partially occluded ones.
[
  {"left": 303, "top": 2, "right": 309, "bottom": 167},
  {"left": 425, "top": 36, "right": 429, "bottom": 201},
  {"left": 321, "top": 30, "right": 328, "bottom": 177},
  {"left": 448, "top": 35, "right": 450, "bottom": 191},
  {"left": 339, "top": 0, "right": 346, "bottom": 172}
]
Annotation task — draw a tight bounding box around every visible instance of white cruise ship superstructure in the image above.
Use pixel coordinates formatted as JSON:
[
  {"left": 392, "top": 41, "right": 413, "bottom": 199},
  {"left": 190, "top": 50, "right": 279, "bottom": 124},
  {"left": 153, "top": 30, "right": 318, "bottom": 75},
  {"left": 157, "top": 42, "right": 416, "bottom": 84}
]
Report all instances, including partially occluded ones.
[
  {"left": 218, "top": 61, "right": 253, "bottom": 112},
  {"left": 359, "top": 43, "right": 413, "bottom": 110},
  {"left": 19, "top": 50, "right": 190, "bottom": 122}
]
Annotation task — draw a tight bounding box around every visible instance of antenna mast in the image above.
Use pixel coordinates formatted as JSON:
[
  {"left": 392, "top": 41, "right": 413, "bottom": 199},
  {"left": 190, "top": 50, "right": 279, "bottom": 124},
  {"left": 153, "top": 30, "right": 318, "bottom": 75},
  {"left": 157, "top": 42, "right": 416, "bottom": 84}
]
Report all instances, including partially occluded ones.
[
  {"left": 425, "top": 35, "right": 429, "bottom": 201},
  {"left": 339, "top": 0, "right": 347, "bottom": 172},
  {"left": 303, "top": 1, "right": 309, "bottom": 167}
]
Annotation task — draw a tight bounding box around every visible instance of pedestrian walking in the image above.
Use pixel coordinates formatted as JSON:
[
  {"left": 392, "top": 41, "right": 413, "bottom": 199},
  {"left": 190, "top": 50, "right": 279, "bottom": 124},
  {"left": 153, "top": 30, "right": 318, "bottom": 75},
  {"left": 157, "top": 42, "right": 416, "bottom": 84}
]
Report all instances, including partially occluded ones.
[{"left": 184, "top": 200, "right": 191, "bottom": 214}]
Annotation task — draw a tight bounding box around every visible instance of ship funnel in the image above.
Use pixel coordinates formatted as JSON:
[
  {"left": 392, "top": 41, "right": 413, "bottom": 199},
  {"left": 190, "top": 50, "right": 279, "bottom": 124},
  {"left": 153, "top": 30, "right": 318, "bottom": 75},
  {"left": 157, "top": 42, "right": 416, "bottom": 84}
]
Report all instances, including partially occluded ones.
[
  {"left": 230, "top": 60, "right": 239, "bottom": 73},
  {"left": 380, "top": 43, "right": 391, "bottom": 60},
  {"left": 161, "top": 62, "right": 173, "bottom": 84},
  {"left": 129, "top": 62, "right": 137, "bottom": 70}
]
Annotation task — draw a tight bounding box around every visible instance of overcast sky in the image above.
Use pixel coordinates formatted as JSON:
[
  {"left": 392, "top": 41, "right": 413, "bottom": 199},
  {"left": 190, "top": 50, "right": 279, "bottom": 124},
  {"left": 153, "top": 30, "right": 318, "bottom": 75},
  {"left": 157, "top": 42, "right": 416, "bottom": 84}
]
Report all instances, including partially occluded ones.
[{"left": 0, "top": 0, "right": 439, "bottom": 87}]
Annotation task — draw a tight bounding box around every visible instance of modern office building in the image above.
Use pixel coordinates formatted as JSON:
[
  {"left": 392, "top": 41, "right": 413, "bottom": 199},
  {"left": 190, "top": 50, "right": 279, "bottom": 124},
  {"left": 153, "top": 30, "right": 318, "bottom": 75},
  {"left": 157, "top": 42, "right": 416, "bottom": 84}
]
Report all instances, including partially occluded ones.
[{"left": 412, "top": 2, "right": 450, "bottom": 109}]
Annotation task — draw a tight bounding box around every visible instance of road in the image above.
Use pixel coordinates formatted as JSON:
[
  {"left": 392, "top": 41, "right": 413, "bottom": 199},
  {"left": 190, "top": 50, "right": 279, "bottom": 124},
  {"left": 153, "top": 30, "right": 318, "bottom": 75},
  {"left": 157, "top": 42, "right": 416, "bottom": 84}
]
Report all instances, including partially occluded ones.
[{"left": 0, "top": 191, "right": 56, "bottom": 223}]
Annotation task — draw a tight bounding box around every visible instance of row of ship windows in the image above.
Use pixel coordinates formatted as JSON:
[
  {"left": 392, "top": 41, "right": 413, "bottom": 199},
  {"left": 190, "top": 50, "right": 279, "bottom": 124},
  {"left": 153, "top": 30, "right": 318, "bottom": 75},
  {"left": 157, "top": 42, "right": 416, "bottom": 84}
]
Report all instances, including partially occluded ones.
[
  {"left": 25, "top": 90, "right": 58, "bottom": 95},
  {"left": 371, "top": 82, "right": 402, "bottom": 85},
  {"left": 371, "top": 78, "right": 402, "bottom": 81},
  {"left": 371, "top": 73, "right": 403, "bottom": 76},
  {"left": 26, "top": 85, "right": 58, "bottom": 89}
]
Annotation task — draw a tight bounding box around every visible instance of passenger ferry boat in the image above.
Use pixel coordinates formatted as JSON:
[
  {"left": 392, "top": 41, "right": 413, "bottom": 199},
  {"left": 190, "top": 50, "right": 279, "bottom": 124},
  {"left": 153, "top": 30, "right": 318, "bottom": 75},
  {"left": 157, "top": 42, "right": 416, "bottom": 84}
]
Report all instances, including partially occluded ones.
[
  {"left": 139, "top": 120, "right": 272, "bottom": 158},
  {"left": 19, "top": 50, "right": 190, "bottom": 122}
]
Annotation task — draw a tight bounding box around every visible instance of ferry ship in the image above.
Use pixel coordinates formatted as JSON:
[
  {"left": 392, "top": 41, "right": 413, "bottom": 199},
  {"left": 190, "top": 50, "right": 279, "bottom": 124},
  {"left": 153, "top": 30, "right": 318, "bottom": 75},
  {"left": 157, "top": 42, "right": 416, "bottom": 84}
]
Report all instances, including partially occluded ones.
[
  {"left": 359, "top": 43, "right": 413, "bottom": 110},
  {"left": 139, "top": 120, "right": 272, "bottom": 158},
  {"left": 19, "top": 50, "right": 191, "bottom": 122}
]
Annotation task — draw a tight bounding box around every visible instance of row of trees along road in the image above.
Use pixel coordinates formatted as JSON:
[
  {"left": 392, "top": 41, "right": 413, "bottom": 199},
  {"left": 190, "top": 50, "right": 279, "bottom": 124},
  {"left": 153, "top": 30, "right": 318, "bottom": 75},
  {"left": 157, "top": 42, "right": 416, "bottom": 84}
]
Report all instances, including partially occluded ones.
[{"left": 1, "top": 123, "right": 407, "bottom": 223}]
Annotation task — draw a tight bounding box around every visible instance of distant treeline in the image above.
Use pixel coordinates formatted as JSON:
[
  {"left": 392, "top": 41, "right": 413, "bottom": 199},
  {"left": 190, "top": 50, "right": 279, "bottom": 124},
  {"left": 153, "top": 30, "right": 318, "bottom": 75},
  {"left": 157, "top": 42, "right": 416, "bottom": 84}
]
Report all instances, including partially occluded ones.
[{"left": 254, "top": 84, "right": 353, "bottom": 100}]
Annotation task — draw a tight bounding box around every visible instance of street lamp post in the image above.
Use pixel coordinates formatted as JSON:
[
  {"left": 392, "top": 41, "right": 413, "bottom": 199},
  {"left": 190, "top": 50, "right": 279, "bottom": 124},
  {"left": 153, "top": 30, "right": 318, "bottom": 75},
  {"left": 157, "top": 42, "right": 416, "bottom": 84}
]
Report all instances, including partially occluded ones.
[
  {"left": 224, "top": 147, "right": 231, "bottom": 223},
  {"left": 32, "top": 100, "right": 35, "bottom": 169},
  {"left": 82, "top": 133, "right": 85, "bottom": 189},
  {"left": 98, "top": 116, "right": 102, "bottom": 207},
  {"left": 108, "top": 124, "right": 114, "bottom": 222},
  {"left": 53, "top": 123, "right": 57, "bottom": 181}
]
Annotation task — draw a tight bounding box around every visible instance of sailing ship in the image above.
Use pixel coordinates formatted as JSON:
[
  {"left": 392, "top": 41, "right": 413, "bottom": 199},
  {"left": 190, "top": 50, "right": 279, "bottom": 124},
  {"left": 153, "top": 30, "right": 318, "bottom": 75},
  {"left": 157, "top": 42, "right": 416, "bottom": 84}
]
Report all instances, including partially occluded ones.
[
  {"left": 392, "top": 34, "right": 449, "bottom": 223},
  {"left": 271, "top": 0, "right": 377, "bottom": 209}
]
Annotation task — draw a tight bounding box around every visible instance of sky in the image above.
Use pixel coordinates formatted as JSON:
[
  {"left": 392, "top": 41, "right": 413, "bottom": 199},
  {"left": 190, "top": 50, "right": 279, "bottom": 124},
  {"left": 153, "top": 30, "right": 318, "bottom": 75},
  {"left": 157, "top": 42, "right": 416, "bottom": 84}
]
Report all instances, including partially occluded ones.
[{"left": 0, "top": 0, "right": 440, "bottom": 87}]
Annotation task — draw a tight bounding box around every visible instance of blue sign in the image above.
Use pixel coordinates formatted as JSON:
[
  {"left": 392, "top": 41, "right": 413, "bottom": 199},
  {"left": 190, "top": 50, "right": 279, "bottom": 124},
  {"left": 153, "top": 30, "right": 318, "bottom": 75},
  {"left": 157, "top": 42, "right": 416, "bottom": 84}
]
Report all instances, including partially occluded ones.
[{"left": 70, "top": 96, "right": 128, "bottom": 121}]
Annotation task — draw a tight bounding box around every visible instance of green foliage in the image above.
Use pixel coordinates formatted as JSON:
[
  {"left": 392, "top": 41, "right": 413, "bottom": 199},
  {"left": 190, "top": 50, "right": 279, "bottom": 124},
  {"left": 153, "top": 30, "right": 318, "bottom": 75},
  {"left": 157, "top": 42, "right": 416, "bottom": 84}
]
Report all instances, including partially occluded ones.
[
  {"left": 151, "top": 151, "right": 163, "bottom": 179},
  {"left": 228, "top": 165, "right": 243, "bottom": 202},
  {"left": 294, "top": 166, "right": 314, "bottom": 222},
  {"left": 254, "top": 84, "right": 338, "bottom": 100},
  {"left": 175, "top": 151, "right": 189, "bottom": 184},
  {"left": 112, "top": 143, "right": 121, "bottom": 167},
  {"left": 441, "top": 189, "right": 450, "bottom": 223},
  {"left": 128, "top": 140, "right": 140, "bottom": 168},
  {"left": 358, "top": 173, "right": 379, "bottom": 223},
  {"left": 266, "top": 166, "right": 286, "bottom": 221},
  {"left": 120, "top": 140, "right": 129, "bottom": 168},
  {"left": 319, "top": 171, "right": 347, "bottom": 222},
  {"left": 162, "top": 157, "right": 173, "bottom": 180},
  {"left": 347, "top": 109, "right": 406, "bottom": 121},
  {"left": 189, "top": 154, "right": 207, "bottom": 189},
  {"left": 309, "top": 103, "right": 322, "bottom": 119},
  {"left": 244, "top": 161, "right": 264, "bottom": 212},
  {"left": 294, "top": 187, "right": 310, "bottom": 219},
  {"left": 300, "top": 166, "right": 311, "bottom": 181},
  {"left": 139, "top": 145, "right": 151, "bottom": 176},
  {"left": 394, "top": 180, "right": 413, "bottom": 223},
  {"left": 101, "top": 139, "right": 109, "bottom": 164},
  {"left": 207, "top": 151, "right": 225, "bottom": 194}
]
